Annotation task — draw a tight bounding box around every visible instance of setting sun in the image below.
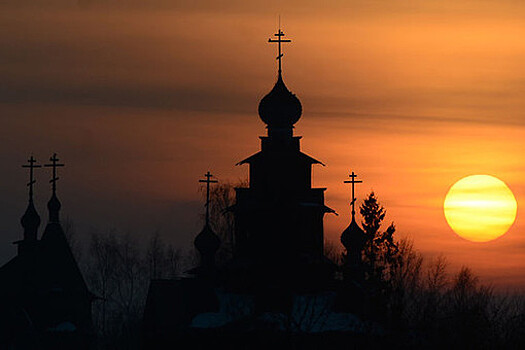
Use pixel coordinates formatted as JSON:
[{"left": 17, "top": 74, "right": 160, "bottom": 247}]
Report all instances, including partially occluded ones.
[{"left": 444, "top": 175, "right": 517, "bottom": 242}]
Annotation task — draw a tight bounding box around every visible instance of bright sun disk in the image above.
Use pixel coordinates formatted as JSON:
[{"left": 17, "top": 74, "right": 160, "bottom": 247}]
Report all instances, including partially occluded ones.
[{"left": 443, "top": 175, "right": 517, "bottom": 242}]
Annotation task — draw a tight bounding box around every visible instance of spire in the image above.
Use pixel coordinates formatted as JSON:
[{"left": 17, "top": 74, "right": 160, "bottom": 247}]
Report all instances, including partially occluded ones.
[
  {"left": 44, "top": 153, "right": 64, "bottom": 223},
  {"left": 194, "top": 172, "right": 220, "bottom": 271},
  {"left": 20, "top": 155, "right": 41, "bottom": 241},
  {"left": 341, "top": 171, "right": 366, "bottom": 255}
]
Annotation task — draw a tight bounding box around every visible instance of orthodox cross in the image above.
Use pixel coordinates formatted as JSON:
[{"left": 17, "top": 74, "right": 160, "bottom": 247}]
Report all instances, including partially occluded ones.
[
  {"left": 22, "top": 155, "right": 41, "bottom": 201},
  {"left": 199, "top": 171, "right": 218, "bottom": 226},
  {"left": 44, "top": 153, "right": 64, "bottom": 194},
  {"left": 344, "top": 171, "right": 363, "bottom": 220},
  {"left": 268, "top": 26, "right": 291, "bottom": 74}
]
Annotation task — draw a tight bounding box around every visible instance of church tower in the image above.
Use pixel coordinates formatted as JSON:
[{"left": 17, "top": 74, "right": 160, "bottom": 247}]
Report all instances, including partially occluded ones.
[
  {"left": 233, "top": 29, "right": 334, "bottom": 279},
  {"left": 0, "top": 154, "right": 93, "bottom": 349},
  {"left": 16, "top": 156, "right": 41, "bottom": 257},
  {"left": 340, "top": 172, "right": 367, "bottom": 279},
  {"left": 194, "top": 171, "right": 221, "bottom": 275}
]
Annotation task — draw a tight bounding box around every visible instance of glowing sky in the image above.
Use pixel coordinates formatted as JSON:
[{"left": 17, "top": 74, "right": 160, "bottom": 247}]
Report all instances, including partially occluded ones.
[{"left": 2, "top": 1, "right": 525, "bottom": 288}]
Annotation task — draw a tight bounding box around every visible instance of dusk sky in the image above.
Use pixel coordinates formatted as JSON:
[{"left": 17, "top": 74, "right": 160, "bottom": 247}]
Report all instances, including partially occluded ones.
[{"left": 2, "top": 1, "right": 525, "bottom": 289}]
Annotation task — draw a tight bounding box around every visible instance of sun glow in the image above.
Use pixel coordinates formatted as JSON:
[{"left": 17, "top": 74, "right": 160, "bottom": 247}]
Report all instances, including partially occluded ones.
[{"left": 444, "top": 175, "right": 517, "bottom": 242}]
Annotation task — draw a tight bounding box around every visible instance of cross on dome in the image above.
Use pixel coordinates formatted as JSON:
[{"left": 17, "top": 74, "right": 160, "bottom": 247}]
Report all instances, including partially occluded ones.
[
  {"left": 259, "top": 27, "right": 302, "bottom": 131},
  {"left": 199, "top": 171, "right": 218, "bottom": 226},
  {"left": 22, "top": 155, "right": 41, "bottom": 201},
  {"left": 268, "top": 27, "right": 291, "bottom": 75},
  {"left": 344, "top": 171, "right": 363, "bottom": 220},
  {"left": 20, "top": 155, "right": 42, "bottom": 238},
  {"left": 44, "top": 153, "right": 64, "bottom": 194}
]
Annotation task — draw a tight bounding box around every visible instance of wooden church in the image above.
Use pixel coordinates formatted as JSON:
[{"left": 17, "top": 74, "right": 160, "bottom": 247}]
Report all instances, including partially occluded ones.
[
  {"left": 0, "top": 154, "right": 94, "bottom": 349},
  {"left": 143, "top": 29, "right": 373, "bottom": 349}
]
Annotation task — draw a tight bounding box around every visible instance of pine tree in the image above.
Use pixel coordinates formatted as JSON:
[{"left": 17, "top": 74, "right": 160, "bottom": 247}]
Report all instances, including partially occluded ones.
[{"left": 359, "top": 192, "right": 399, "bottom": 285}]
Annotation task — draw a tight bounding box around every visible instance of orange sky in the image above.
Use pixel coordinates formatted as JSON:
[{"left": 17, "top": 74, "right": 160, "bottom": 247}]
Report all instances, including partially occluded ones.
[{"left": 2, "top": 1, "right": 525, "bottom": 288}]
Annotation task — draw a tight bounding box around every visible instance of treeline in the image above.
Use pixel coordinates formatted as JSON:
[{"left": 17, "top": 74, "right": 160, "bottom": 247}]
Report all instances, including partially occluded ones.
[
  {"left": 62, "top": 182, "right": 240, "bottom": 349},
  {"left": 331, "top": 192, "right": 525, "bottom": 348},
  {"left": 364, "top": 240, "right": 525, "bottom": 348},
  {"left": 66, "top": 185, "right": 525, "bottom": 349}
]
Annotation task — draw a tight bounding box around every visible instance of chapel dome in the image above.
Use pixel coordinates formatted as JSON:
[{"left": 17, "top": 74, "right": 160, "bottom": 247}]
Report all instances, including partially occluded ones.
[
  {"left": 258, "top": 73, "right": 302, "bottom": 128},
  {"left": 21, "top": 201, "right": 41, "bottom": 233},
  {"left": 340, "top": 218, "right": 367, "bottom": 251},
  {"left": 194, "top": 224, "right": 221, "bottom": 256}
]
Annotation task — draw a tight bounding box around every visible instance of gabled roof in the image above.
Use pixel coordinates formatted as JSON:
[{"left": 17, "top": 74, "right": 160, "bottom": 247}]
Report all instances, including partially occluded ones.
[
  {"left": 0, "top": 223, "right": 92, "bottom": 300},
  {"left": 237, "top": 151, "right": 324, "bottom": 166},
  {"left": 39, "top": 222, "right": 91, "bottom": 295},
  {"left": 0, "top": 256, "right": 25, "bottom": 292}
]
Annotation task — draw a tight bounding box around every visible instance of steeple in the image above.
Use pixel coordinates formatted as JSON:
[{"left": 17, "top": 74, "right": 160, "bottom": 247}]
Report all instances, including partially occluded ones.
[
  {"left": 194, "top": 172, "right": 221, "bottom": 272},
  {"left": 20, "top": 155, "right": 41, "bottom": 241},
  {"left": 341, "top": 172, "right": 366, "bottom": 260},
  {"left": 258, "top": 28, "right": 302, "bottom": 139},
  {"left": 233, "top": 27, "right": 334, "bottom": 266},
  {"left": 44, "top": 153, "right": 64, "bottom": 223}
]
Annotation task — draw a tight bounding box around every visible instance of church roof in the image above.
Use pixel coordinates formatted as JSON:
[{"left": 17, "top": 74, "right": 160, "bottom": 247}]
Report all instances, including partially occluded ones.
[
  {"left": 20, "top": 200, "right": 40, "bottom": 239},
  {"left": 40, "top": 221, "right": 92, "bottom": 294},
  {"left": 299, "top": 202, "right": 336, "bottom": 214},
  {"left": 237, "top": 150, "right": 324, "bottom": 166},
  {"left": 0, "top": 154, "right": 93, "bottom": 305},
  {"left": 0, "top": 231, "right": 91, "bottom": 300},
  {"left": 341, "top": 218, "right": 367, "bottom": 251},
  {"left": 0, "top": 255, "right": 28, "bottom": 291},
  {"left": 194, "top": 223, "right": 221, "bottom": 257},
  {"left": 258, "top": 73, "right": 302, "bottom": 128}
]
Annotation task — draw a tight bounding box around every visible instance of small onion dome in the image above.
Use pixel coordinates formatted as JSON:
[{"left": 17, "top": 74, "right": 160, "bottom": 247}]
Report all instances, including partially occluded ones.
[
  {"left": 194, "top": 224, "right": 221, "bottom": 257},
  {"left": 47, "top": 193, "right": 61, "bottom": 223},
  {"left": 258, "top": 73, "right": 302, "bottom": 128},
  {"left": 21, "top": 200, "right": 41, "bottom": 236},
  {"left": 341, "top": 218, "right": 367, "bottom": 252}
]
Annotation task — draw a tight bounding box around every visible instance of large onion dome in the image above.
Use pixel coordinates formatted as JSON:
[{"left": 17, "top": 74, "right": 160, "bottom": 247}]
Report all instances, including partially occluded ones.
[
  {"left": 194, "top": 224, "right": 221, "bottom": 258},
  {"left": 258, "top": 73, "right": 302, "bottom": 128},
  {"left": 341, "top": 218, "right": 367, "bottom": 252}
]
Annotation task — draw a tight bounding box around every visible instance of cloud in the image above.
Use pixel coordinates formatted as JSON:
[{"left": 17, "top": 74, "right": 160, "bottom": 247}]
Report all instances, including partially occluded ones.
[{"left": 0, "top": 79, "right": 257, "bottom": 113}]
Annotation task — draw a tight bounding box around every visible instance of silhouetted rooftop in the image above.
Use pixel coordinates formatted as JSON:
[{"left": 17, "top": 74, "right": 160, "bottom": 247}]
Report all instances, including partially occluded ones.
[{"left": 258, "top": 73, "right": 302, "bottom": 129}]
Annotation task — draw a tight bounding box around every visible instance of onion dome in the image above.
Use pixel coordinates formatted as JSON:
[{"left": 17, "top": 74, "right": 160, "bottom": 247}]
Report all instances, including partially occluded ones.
[
  {"left": 194, "top": 224, "right": 221, "bottom": 259},
  {"left": 341, "top": 218, "right": 367, "bottom": 252},
  {"left": 20, "top": 200, "right": 40, "bottom": 241},
  {"left": 47, "top": 193, "right": 61, "bottom": 223},
  {"left": 258, "top": 73, "right": 302, "bottom": 128}
]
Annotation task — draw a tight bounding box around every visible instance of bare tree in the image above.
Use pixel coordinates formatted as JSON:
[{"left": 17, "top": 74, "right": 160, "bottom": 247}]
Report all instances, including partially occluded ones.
[
  {"left": 146, "top": 231, "right": 164, "bottom": 280},
  {"left": 85, "top": 229, "right": 179, "bottom": 349},
  {"left": 86, "top": 229, "right": 119, "bottom": 336},
  {"left": 146, "top": 231, "right": 181, "bottom": 280},
  {"left": 200, "top": 179, "right": 248, "bottom": 263}
]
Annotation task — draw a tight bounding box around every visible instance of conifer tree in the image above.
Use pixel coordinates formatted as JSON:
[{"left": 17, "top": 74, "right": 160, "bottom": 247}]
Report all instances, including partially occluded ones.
[{"left": 359, "top": 192, "right": 399, "bottom": 284}]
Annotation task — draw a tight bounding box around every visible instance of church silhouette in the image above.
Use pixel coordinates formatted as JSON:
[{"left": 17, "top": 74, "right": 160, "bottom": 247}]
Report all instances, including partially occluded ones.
[
  {"left": 143, "top": 29, "right": 375, "bottom": 349},
  {"left": 0, "top": 28, "right": 378, "bottom": 350},
  {"left": 0, "top": 154, "right": 94, "bottom": 349}
]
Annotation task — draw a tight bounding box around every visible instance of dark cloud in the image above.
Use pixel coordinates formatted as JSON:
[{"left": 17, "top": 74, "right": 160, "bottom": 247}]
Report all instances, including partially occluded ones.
[{"left": 0, "top": 79, "right": 256, "bottom": 113}]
